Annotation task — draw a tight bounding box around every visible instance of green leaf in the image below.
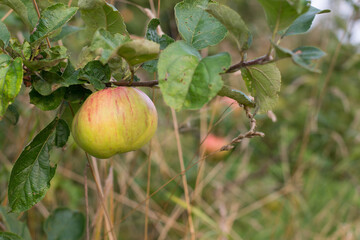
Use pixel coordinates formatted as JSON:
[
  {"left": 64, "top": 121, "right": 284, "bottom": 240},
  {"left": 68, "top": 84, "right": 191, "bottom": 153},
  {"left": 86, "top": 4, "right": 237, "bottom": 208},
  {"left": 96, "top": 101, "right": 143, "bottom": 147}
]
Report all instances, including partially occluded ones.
[
  {"left": 273, "top": 43, "right": 325, "bottom": 72},
  {"left": 0, "top": 0, "right": 38, "bottom": 28},
  {"left": 3, "top": 104, "right": 19, "bottom": 125},
  {"left": 292, "top": 46, "right": 326, "bottom": 72},
  {"left": 55, "top": 119, "right": 70, "bottom": 147},
  {"left": 185, "top": 52, "right": 231, "bottom": 109},
  {"left": 64, "top": 85, "right": 92, "bottom": 103},
  {"left": 206, "top": 2, "right": 251, "bottom": 50},
  {"left": 8, "top": 118, "right": 62, "bottom": 212},
  {"left": 79, "top": 0, "right": 128, "bottom": 37},
  {"left": 114, "top": 39, "right": 160, "bottom": 66},
  {"left": 142, "top": 59, "right": 158, "bottom": 73},
  {"left": 145, "top": 18, "right": 161, "bottom": 43},
  {"left": 44, "top": 208, "right": 85, "bottom": 240},
  {"left": 175, "top": 0, "right": 227, "bottom": 49},
  {"left": 0, "top": 21, "right": 10, "bottom": 47},
  {"left": 0, "top": 232, "right": 23, "bottom": 240},
  {"left": 30, "top": 3, "right": 78, "bottom": 45},
  {"left": 0, "top": 57, "right": 23, "bottom": 119},
  {"left": 61, "top": 62, "right": 84, "bottom": 87},
  {"left": 159, "top": 34, "right": 175, "bottom": 50},
  {"left": 7, "top": 41, "right": 31, "bottom": 60},
  {"left": 257, "top": 0, "right": 310, "bottom": 32},
  {"left": 24, "top": 46, "right": 68, "bottom": 70},
  {"left": 0, "top": 206, "right": 31, "bottom": 240},
  {"left": 242, "top": 63, "right": 281, "bottom": 112},
  {"left": 143, "top": 19, "right": 174, "bottom": 73},
  {"left": 79, "top": 60, "right": 111, "bottom": 90},
  {"left": 283, "top": 6, "right": 330, "bottom": 37},
  {"left": 29, "top": 88, "right": 65, "bottom": 111},
  {"left": 90, "top": 28, "right": 130, "bottom": 63},
  {"left": 32, "top": 71, "right": 64, "bottom": 96},
  {"left": 158, "top": 41, "right": 230, "bottom": 110},
  {"left": 51, "top": 25, "right": 84, "bottom": 41}
]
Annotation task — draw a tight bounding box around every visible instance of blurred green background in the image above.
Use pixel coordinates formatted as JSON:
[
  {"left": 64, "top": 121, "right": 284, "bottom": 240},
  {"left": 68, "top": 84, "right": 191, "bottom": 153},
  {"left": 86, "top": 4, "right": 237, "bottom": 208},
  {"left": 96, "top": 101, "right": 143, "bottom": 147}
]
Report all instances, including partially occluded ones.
[{"left": 1, "top": 0, "right": 360, "bottom": 239}]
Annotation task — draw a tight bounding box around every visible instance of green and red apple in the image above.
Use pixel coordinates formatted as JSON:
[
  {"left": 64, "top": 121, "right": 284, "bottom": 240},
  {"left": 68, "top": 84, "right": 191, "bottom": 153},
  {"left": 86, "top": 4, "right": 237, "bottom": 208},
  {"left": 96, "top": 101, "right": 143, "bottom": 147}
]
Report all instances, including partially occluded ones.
[{"left": 71, "top": 87, "right": 157, "bottom": 159}]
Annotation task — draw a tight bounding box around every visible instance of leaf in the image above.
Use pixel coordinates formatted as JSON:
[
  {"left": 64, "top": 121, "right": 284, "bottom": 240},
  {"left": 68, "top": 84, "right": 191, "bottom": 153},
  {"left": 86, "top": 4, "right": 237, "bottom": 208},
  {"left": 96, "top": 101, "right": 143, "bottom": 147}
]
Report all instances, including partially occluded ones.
[
  {"left": 273, "top": 43, "right": 325, "bottom": 72},
  {"left": 51, "top": 25, "right": 84, "bottom": 41},
  {"left": 175, "top": 0, "right": 227, "bottom": 49},
  {"left": 30, "top": 3, "right": 78, "bottom": 45},
  {"left": 61, "top": 61, "right": 84, "bottom": 87},
  {"left": 7, "top": 41, "right": 31, "bottom": 60},
  {"left": 158, "top": 41, "right": 231, "bottom": 110},
  {"left": 32, "top": 71, "right": 64, "bottom": 96},
  {"left": 114, "top": 39, "right": 160, "bottom": 66},
  {"left": 79, "top": 60, "right": 111, "bottom": 90},
  {"left": 0, "top": 232, "right": 23, "bottom": 240},
  {"left": 8, "top": 118, "right": 62, "bottom": 212},
  {"left": 241, "top": 63, "right": 281, "bottom": 112},
  {"left": 24, "top": 46, "right": 68, "bottom": 70},
  {"left": 79, "top": 0, "right": 128, "bottom": 36},
  {"left": 0, "top": 21, "right": 10, "bottom": 47},
  {"left": 64, "top": 85, "right": 92, "bottom": 103},
  {"left": 0, "top": 206, "right": 32, "bottom": 240},
  {"left": 159, "top": 34, "right": 175, "bottom": 50},
  {"left": 55, "top": 119, "right": 70, "bottom": 147},
  {"left": 29, "top": 88, "right": 66, "bottom": 111},
  {"left": 283, "top": 6, "right": 330, "bottom": 37},
  {"left": 0, "top": 57, "right": 23, "bottom": 119},
  {"left": 0, "top": 0, "right": 38, "bottom": 28},
  {"left": 292, "top": 46, "right": 326, "bottom": 72},
  {"left": 185, "top": 52, "right": 231, "bottom": 109},
  {"left": 90, "top": 28, "right": 129, "bottom": 63},
  {"left": 206, "top": 2, "right": 252, "bottom": 50},
  {"left": 44, "top": 208, "right": 85, "bottom": 240},
  {"left": 257, "top": 0, "right": 310, "bottom": 32},
  {"left": 143, "top": 19, "right": 174, "bottom": 73},
  {"left": 145, "top": 18, "right": 161, "bottom": 43}
]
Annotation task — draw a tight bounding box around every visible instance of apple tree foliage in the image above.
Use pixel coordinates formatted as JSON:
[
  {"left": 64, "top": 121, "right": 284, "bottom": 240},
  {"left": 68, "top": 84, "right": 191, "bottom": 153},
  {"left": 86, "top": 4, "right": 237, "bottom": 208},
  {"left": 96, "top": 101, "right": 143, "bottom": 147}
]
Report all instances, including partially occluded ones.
[{"left": 0, "top": 0, "right": 329, "bottom": 239}]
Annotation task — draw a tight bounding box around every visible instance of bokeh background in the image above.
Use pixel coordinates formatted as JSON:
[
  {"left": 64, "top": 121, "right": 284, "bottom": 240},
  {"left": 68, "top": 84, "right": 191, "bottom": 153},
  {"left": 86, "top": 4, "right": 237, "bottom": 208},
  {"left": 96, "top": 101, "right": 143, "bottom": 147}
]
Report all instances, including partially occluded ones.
[{"left": 1, "top": 0, "right": 360, "bottom": 239}]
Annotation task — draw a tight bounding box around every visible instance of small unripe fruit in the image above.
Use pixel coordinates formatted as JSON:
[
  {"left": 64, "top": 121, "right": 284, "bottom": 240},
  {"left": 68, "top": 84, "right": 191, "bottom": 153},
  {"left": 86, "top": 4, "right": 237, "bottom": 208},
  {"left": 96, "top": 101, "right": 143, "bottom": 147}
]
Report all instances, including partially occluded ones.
[{"left": 71, "top": 87, "right": 157, "bottom": 159}]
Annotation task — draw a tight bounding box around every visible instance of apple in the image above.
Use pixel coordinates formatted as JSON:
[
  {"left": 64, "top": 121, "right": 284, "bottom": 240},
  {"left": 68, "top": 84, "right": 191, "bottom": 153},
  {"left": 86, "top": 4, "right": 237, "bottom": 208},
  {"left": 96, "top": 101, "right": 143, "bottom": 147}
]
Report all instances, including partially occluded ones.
[
  {"left": 71, "top": 87, "right": 157, "bottom": 159},
  {"left": 202, "top": 133, "right": 230, "bottom": 160}
]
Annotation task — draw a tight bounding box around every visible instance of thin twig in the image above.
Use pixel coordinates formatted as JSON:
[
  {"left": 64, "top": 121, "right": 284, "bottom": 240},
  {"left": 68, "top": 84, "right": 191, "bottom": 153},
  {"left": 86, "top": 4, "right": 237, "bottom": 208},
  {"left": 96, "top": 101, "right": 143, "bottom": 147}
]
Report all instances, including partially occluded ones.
[
  {"left": 221, "top": 107, "right": 265, "bottom": 151},
  {"left": 32, "top": 0, "right": 51, "bottom": 48},
  {"left": 84, "top": 164, "right": 90, "bottom": 240},
  {"left": 171, "top": 109, "right": 196, "bottom": 240},
  {"left": 68, "top": 0, "right": 73, "bottom": 7},
  {"left": 144, "top": 140, "right": 153, "bottom": 240},
  {"left": 86, "top": 154, "right": 116, "bottom": 240},
  {"left": 1, "top": 9, "right": 13, "bottom": 22},
  {"left": 157, "top": 0, "right": 161, "bottom": 18}
]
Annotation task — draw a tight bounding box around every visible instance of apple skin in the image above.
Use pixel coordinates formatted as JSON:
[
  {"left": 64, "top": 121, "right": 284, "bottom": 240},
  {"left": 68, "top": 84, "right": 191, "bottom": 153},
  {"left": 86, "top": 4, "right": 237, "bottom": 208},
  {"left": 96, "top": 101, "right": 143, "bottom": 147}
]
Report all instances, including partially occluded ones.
[
  {"left": 72, "top": 87, "right": 157, "bottom": 159},
  {"left": 202, "top": 134, "right": 230, "bottom": 160}
]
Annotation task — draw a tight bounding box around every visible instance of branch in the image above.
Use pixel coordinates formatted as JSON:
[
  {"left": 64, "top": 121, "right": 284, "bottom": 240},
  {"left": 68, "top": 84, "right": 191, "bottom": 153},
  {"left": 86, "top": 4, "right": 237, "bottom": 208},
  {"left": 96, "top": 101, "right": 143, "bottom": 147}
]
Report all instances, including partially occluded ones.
[
  {"left": 110, "top": 80, "right": 159, "bottom": 87},
  {"left": 109, "top": 81, "right": 255, "bottom": 108},
  {"left": 225, "top": 55, "right": 271, "bottom": 73}
]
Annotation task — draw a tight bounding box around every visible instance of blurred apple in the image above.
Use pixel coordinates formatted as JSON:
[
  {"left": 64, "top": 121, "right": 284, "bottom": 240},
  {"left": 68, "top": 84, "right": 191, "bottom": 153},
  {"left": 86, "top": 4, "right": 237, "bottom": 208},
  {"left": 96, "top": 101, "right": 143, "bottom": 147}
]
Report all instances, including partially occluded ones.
[
  {"left": 202, "top": 133, "right": 230, "bottom": 160},
  {"left": 72, "top": 87, "right": 157, "bottom": 159}
]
